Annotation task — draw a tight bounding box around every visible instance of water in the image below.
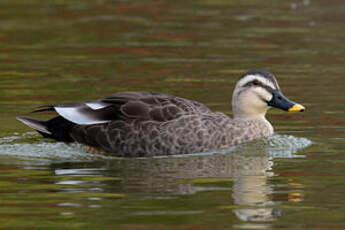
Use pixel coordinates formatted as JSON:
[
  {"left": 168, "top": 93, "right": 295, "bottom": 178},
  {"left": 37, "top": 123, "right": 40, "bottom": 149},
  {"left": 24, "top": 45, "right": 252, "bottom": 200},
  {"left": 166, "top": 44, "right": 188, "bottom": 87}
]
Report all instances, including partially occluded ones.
[{"left": 0, "top": 0, "right": 344, "bottom": 229}]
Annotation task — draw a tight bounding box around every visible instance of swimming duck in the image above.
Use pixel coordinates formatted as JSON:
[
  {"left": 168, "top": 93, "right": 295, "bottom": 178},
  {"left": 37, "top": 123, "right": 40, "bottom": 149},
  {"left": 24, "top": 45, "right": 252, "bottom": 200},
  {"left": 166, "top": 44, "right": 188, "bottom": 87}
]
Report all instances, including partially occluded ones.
[{"left": 17, "top": 70, "right": 305, "bottom": 157}]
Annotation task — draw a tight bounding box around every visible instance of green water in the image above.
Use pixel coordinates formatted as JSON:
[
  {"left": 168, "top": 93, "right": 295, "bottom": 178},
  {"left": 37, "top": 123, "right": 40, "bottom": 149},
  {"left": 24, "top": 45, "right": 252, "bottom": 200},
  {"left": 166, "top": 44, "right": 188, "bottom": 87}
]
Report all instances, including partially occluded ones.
[{"left": 1, "top": 0, "right": 345, "bottom": 229}]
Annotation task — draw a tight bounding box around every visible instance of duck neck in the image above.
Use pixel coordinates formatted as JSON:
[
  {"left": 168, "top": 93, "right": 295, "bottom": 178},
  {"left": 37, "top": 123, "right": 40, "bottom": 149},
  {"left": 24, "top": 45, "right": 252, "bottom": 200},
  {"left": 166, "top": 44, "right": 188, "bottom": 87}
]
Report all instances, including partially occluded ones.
[
  {"left": 232, "top": 107, "right": 274, "bottom": 136},
  {"left": 232, "top": 104, "right": 268, "bottom": 120}
]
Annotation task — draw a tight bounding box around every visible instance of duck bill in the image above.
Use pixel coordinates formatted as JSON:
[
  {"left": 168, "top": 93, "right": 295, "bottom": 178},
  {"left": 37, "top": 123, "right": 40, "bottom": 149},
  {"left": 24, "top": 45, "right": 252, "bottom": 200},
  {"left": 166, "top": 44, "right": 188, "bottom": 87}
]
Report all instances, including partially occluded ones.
[
  {"left": 288, "top": 103, "right": 305, "bottom": 112},
  {"left": 267, "top": 90, "right": 305, "bottom": 112}
]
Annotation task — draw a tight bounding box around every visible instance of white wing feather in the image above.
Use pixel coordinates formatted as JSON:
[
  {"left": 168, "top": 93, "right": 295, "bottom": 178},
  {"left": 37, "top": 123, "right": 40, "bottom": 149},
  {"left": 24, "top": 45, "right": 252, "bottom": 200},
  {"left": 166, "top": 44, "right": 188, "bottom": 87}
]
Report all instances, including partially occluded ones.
[{"left": 55, "top": 107, "right": 110, "bottom": 125}]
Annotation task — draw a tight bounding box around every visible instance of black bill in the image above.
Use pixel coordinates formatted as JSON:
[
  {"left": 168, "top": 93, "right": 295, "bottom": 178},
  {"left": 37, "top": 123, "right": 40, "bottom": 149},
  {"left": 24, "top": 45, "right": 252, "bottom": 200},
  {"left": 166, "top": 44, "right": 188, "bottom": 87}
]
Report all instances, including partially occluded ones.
[{"left": 267, "top": 90, "right": 305, "bottom": 112}]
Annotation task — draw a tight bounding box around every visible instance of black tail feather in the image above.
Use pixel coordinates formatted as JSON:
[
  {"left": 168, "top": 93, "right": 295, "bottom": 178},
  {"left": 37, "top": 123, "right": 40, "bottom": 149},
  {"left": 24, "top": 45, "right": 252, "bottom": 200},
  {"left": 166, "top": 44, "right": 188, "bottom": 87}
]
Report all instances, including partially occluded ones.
[
  {"left": 31, "top": 108, "right": 55, "bottom": 113},
  {"left": 16, "top": 117, "right": 51, "bottom": 134},
  {"left": 17, "top": 116, "right": 76, "bottom": 142}
]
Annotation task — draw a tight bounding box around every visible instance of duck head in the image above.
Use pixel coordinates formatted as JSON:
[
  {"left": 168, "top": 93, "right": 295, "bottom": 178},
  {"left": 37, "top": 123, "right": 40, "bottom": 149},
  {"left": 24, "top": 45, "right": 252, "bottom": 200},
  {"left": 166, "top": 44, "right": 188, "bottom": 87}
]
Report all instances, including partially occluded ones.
[{"left": 232, "top": 70, "right": 305, "bottom": 119}]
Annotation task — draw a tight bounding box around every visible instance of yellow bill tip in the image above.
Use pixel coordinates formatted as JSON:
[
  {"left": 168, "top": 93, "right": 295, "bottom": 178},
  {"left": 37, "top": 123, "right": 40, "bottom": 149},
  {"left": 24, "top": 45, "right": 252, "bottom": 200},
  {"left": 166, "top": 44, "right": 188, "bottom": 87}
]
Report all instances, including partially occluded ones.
[{"left": 288, "top": 104, "right": 305, "bottom": 112}]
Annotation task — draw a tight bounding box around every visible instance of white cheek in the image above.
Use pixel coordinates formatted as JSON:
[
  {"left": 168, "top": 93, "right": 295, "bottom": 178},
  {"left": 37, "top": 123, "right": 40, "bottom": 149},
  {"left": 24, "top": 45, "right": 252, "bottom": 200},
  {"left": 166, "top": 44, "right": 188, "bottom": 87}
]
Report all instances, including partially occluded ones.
[
  {"left": 255, "top": 88, "right": 273, "bottom": 102},
  {"left": 241, "top": 91, "right": 264, "bottom": 107}
]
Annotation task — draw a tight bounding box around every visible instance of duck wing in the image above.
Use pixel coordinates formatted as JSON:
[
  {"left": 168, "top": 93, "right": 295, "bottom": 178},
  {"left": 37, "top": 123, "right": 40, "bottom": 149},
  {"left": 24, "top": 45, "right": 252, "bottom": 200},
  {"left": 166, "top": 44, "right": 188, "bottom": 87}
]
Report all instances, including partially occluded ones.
[{"left": 41, "top": 92, "right": 212, "bottom": 125}]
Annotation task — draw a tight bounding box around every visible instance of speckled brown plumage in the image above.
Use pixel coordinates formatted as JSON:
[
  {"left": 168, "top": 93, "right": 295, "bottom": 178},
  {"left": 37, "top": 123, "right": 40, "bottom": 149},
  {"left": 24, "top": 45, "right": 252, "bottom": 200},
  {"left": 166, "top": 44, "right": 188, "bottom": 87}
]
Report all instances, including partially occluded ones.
[{"left": 69, "top": 92, "right": 273, "bottom": 156}]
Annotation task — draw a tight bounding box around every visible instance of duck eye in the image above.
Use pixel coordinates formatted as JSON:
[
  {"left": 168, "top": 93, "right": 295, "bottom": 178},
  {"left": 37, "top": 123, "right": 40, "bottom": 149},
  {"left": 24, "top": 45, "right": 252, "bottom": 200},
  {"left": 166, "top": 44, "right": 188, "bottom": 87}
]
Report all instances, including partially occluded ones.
[{"left": 252, "top": 80, "right": 259, "bottom": 86}]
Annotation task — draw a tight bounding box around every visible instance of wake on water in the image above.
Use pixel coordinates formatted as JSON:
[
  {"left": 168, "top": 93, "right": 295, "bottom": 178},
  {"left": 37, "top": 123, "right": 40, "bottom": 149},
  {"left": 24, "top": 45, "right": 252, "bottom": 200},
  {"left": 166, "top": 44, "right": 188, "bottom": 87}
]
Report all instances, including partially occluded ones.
[{"left": 0, "top": 132, "right": 312, "bottom": 163}]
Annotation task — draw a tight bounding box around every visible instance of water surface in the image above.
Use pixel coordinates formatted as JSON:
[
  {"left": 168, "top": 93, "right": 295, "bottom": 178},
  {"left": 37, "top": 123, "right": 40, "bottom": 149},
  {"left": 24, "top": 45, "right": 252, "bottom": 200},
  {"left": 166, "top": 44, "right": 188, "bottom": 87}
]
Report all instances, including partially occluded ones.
[{"left": 1, "top": 0, "right": 345, "bottom": 229}]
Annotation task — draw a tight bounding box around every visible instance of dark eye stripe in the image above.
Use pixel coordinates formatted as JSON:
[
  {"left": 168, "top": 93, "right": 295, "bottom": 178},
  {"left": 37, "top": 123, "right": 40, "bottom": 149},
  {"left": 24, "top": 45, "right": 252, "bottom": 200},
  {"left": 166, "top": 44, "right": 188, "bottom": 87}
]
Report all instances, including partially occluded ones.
[{"left": 243, "top": 80, "right": 274, "bottom": 93}]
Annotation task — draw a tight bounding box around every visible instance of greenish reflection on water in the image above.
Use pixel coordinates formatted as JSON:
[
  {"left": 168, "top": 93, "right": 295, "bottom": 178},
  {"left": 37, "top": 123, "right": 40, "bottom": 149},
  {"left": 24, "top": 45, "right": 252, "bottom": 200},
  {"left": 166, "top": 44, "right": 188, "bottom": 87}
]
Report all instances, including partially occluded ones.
[{"left": 1, "top": 0, "right": 345, "bottom": 229}]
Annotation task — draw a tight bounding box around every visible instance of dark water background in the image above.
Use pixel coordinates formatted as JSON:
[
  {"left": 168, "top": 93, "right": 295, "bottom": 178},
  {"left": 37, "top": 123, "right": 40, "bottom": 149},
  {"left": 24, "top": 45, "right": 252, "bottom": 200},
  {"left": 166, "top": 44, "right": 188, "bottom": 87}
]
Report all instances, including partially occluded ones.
[{"left": 1, "top": 0, "right": 345, "bottom": 229}]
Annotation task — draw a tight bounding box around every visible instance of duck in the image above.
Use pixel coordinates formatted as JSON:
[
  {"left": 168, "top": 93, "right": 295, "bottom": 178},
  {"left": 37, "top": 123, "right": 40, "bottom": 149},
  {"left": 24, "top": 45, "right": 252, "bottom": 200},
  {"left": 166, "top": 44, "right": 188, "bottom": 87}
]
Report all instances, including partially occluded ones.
[{"left": 17, "top": 70, "right": 305, "bottom": 157}]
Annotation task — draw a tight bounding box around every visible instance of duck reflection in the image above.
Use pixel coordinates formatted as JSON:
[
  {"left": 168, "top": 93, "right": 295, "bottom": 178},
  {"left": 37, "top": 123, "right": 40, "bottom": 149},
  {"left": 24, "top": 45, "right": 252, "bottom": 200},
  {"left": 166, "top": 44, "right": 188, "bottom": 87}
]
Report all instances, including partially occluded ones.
[{"left": 102, "top": 143, "right": 277, "bottom": 221}]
